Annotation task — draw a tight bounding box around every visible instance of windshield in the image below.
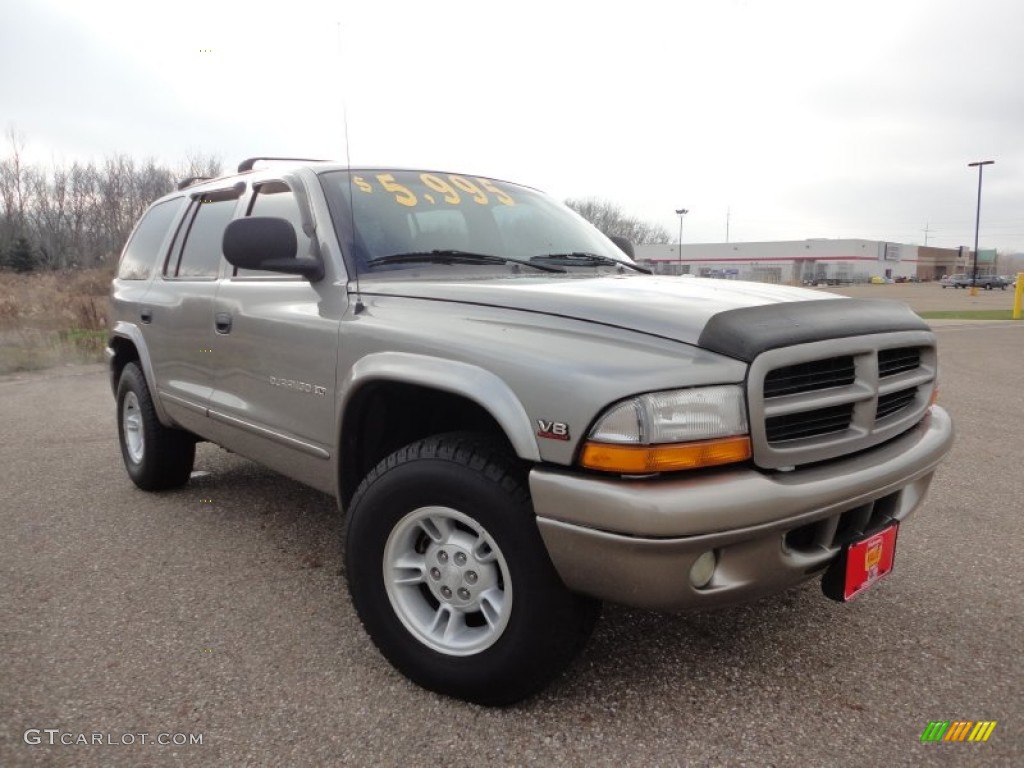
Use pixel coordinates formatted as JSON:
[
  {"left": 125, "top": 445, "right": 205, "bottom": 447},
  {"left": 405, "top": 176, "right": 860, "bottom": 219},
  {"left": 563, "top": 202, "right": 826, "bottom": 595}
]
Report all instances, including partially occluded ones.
[{"left": 319, "top": 170, "right": 636, "bottom": 277}]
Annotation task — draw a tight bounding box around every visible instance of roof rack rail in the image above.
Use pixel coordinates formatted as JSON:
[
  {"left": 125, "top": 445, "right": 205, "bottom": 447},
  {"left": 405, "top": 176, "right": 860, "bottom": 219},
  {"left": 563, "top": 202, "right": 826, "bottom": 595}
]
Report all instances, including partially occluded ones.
[
  {"left": 177, "top": 176, "right": 212, "bottom": 190},
  {"left": 237, "top": 157, "right": 331, "bottom": 173}
]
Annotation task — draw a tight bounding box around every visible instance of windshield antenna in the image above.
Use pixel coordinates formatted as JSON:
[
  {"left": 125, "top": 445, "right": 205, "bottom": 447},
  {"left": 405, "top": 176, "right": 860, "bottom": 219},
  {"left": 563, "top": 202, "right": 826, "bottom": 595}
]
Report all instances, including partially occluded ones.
[{"left": 337, "top": 21, "right": 364, "bottom": 314}]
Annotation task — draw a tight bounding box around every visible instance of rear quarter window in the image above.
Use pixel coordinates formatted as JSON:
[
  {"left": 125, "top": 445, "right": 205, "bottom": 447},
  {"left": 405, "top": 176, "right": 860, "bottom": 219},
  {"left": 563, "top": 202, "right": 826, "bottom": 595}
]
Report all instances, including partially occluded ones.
[
  {"left": 169, "top": 197, "right": 239, "bottom": 278},
  {"left": 117, "top": 197, "right": 187, "bottom": 280}
]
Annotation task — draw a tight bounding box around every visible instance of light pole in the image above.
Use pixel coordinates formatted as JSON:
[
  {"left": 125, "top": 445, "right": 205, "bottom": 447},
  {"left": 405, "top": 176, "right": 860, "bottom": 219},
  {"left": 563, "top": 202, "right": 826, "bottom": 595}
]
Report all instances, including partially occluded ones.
[
  {"left": 675, "top": 208, "right": 688, "bottom": 270},
  {"left": 968, "top": 160, "right": 994, "bottom": 296}
]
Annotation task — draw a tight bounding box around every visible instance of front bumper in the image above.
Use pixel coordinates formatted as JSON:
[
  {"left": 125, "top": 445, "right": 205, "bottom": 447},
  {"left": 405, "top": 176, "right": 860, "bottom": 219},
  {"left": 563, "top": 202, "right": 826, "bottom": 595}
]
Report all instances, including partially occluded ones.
[{"left": 531, "top": 406, "right": 953, "bottom": 610}]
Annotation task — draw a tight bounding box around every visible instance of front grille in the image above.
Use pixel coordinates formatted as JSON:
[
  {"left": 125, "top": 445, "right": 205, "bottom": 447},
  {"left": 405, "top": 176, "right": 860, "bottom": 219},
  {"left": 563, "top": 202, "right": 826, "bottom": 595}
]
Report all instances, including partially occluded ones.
[
  {"left": 766, "top": 404, "right": 854, "bottom": 442},
  {"left": 763, "top": 356, "right": 855, "bottom": 397},
  {"left": 879, "top": 347, "right": 921, "bottom": 377},
  {"left": 876, "top": 387, "right": 917, "bottom": 420},
  {"left": 748, "top": 333, "right": 937, "bottom": 469}
]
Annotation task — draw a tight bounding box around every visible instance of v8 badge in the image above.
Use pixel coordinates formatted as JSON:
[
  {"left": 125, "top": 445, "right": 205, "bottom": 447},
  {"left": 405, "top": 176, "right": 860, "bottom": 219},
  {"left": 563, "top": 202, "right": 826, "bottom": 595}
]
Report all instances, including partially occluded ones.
[{"left": 536, "top": 419, "right": 570, "bottom": 441}]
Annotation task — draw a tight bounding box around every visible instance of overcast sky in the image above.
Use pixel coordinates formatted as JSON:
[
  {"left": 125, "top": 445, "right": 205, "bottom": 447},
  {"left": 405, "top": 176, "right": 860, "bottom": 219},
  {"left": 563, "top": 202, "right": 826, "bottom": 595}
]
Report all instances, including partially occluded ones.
[{"left": 3, "top": 0, "right": 1022, "bottom": 252}]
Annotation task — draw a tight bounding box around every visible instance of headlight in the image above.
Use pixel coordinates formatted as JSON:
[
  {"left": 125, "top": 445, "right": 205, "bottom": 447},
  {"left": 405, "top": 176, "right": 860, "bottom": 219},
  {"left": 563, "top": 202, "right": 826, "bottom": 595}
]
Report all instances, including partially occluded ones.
[{"left": 580, "top": 385, "right": 751, "bottom": 473}]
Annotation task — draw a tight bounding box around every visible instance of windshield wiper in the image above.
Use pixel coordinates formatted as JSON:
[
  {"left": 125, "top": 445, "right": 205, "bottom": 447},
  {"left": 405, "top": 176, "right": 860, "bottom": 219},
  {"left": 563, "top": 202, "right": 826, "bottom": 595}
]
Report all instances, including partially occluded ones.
[
  {"left": 368, "top": 250, "right": 566, "bottom": 273},
  {"left": 530, "top": 252, "right": 651, "bottom": 274}
]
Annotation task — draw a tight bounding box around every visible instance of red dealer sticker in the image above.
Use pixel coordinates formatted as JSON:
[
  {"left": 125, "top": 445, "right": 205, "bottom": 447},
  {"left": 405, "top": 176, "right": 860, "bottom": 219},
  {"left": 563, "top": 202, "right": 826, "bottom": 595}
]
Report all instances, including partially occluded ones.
[{"left": 822, "top": 524, "right": 898, "bottom": 601}]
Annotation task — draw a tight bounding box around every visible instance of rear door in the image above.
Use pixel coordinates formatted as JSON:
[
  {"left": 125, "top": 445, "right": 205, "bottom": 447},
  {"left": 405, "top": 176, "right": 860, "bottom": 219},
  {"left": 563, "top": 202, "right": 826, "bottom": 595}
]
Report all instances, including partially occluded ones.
[{"left": 144, "top": 184, "right": 243, "bottom": 434}]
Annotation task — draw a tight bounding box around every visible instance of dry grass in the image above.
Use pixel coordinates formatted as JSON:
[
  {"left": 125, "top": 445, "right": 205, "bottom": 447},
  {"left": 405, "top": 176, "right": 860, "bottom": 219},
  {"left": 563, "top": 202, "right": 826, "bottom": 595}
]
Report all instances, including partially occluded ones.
[{"left": 0, "top": 266, "right": 115, "bottom": 374}]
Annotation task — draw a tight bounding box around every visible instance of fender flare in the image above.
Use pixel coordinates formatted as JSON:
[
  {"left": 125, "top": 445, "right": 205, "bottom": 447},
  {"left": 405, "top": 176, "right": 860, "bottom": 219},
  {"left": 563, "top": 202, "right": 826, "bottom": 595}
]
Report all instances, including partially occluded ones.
[
  {"left": 109, "top": 322, "right": 172, "bottom": 426},
  {"left": 337, "top": 352, "right": 541, "bottom": 462}
]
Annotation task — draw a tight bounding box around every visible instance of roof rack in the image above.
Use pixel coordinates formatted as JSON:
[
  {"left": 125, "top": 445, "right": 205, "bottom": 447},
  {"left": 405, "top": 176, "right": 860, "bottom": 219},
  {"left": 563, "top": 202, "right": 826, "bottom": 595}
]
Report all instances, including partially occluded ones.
[
  {"left": 237, "top": 157, "right": 331, "bottom": 173},
  {"left": 176, "top": 176, "right": 212, "bottom": 190}
]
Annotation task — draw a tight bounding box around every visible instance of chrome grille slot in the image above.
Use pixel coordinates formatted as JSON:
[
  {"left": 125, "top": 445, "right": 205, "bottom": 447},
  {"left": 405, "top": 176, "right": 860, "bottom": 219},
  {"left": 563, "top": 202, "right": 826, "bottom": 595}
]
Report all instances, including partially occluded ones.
[
  {"left": 876, "top": 387, "right": 917, "bottom": 420},
  {"left": 763, "top": 356, "right": 855, "bottom": 397},
  {"left": 766, "top": 403, "right": 854, "bottom": 442},
  {"left": 747, "top": 332, "right": 938, "bottom": 469},
  {"left": 879, "top": 347, "right": 921, "bottom": 377}
]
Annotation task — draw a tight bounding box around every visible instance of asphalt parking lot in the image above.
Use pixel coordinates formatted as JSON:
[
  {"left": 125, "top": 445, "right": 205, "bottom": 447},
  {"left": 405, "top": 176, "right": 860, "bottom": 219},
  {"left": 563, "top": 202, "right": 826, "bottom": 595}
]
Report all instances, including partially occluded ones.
[
  {"left": 2, "top": 299, "right": 1021, "bottom": 766},
  {"left": 812, "top": 280, "right": 1021, "bottom": 312}
]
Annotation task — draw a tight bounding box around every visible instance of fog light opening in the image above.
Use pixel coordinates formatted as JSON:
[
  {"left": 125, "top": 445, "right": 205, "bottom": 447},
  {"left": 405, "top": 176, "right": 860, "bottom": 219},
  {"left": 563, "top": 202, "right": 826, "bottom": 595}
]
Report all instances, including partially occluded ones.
[{"left": 689, "top": 550, "right": 717, "bottom": 589}]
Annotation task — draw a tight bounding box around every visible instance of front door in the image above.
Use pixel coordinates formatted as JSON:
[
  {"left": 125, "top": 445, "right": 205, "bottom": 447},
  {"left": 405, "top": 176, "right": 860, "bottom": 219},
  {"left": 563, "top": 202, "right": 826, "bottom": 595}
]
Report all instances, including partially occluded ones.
[{"left": 205, "top": 180, "right": 344, "bottom": 494}]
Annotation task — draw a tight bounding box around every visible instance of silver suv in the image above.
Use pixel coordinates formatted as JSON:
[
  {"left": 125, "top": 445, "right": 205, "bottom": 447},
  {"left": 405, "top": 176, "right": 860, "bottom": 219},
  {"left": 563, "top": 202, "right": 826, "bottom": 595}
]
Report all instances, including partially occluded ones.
[{"left": 108, "top": 158, "right": 954, "bottom": 704}]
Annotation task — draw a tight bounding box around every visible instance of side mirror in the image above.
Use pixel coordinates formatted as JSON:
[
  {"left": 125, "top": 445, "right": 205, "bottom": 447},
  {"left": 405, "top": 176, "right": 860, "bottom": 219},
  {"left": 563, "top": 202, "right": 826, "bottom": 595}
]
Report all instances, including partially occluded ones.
[
  {"left": 608, "top": 235, "right": 635, "bottom": 259},
  {"left": 222, "top": 217, "right": 324, "bottom": 280}
]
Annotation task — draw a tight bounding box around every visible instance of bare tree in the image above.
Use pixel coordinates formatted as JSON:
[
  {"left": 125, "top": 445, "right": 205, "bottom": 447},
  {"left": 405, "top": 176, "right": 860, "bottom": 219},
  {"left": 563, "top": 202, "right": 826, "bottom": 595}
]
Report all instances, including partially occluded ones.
[
  {"left": 178, "top": 150, "right": 223, "bottom": 183},
  {"left": 0, "top": 132, "right": 202, "bottom": 271},
  {"left": 565, "top": 198, "right": 671, "bottom": 245},
  {"left": 28, "top": 164, "right": 70, "bottom": 269},
  {"left": 97, "top": 155, "right": 131, "bottom": 262},
  {"left": 67, "top": 161, "right": 99, "bottom": 267},
  {"left": 0, "top": 127, "right": 31, "bottom": 247},
  {"left": 136, "top": 159, "right": 174, "bottom": 216}
]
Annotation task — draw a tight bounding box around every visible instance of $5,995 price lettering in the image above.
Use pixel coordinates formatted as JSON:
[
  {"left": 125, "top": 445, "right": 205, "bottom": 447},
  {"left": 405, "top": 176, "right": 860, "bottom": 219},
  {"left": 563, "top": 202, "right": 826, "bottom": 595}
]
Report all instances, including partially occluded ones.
[{"left": 352, "top": 173, "right": 516, "bottom": 208}]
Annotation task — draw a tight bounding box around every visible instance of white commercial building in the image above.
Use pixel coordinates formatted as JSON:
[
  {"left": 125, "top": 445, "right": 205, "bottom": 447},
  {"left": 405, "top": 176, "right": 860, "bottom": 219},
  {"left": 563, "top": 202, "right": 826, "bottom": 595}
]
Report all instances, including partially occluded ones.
[{"left": 635, "top": 239, "right": 959, "bottom": 284}]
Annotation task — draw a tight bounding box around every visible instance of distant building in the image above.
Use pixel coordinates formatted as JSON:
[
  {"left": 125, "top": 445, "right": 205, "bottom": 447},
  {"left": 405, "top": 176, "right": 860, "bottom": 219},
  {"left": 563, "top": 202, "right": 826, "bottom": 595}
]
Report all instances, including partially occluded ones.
[{"left": 635, "top": 239, "right": 960, "bottom": 284}]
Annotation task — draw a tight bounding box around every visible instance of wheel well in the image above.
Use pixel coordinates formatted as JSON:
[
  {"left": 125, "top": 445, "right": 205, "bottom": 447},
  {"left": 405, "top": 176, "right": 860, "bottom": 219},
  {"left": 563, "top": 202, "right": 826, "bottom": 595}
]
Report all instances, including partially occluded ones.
[{"left": 340, "top": 381, "right": 514, "bottom": 508}]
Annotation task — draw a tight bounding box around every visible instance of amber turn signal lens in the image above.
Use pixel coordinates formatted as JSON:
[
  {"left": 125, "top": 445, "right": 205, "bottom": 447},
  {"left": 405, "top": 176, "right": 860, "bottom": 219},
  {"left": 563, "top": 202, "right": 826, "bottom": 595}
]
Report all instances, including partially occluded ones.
[{"left": 579, "top": 436, "right": 752, "bottom": 473}]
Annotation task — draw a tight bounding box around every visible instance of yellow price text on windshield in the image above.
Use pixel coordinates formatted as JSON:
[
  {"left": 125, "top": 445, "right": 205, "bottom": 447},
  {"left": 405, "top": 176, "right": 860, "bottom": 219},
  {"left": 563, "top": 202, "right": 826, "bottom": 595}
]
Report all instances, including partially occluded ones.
[{"left": 352, "top": 173, "right": 516, "bottom": 207}]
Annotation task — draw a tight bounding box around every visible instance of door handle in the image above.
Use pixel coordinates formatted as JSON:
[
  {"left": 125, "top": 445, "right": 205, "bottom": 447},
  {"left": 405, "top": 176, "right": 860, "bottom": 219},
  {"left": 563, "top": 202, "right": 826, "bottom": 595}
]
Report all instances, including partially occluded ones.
[
  {"left": 215, "top": 312, "right": 233, "bottom": 334},
  {"left": 140, "top": 308, "right": 153, "bottom": 324}
]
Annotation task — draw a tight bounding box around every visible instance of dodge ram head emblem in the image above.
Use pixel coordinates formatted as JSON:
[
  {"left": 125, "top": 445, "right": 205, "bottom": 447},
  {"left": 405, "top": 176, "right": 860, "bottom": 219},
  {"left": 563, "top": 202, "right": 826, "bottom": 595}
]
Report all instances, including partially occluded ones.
[{"left": 536, "top": 420, "right": 570, "bottom": 440}]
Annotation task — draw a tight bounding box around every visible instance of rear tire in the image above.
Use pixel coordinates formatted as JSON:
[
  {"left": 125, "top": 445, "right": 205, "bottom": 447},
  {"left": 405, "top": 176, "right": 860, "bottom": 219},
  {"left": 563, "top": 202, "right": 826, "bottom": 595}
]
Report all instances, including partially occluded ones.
[
  {"left": 116, "top": 362, "right": 196, "bottom": 490},
  {"left": 345, "top": 433, "right": 599, "bottom": 705}
]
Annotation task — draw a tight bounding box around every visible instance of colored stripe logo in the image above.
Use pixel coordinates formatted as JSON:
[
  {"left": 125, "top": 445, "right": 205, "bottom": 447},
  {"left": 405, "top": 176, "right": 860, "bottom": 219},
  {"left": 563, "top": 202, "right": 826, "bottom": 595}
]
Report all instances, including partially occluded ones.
[{"left": 920, "top": 721, "right": 997, "bottom": 742}]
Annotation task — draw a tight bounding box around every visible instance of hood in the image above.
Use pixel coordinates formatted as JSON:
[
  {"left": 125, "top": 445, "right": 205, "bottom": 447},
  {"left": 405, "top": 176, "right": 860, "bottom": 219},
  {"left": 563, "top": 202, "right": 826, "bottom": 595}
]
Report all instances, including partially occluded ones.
[{"left": 357, "top": 274, "right": 840, "bottom": 346}]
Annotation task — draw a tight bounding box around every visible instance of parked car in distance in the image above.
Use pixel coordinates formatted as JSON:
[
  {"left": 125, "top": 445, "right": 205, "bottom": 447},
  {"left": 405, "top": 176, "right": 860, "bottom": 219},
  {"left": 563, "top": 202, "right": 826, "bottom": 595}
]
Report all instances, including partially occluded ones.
[
  {"left": 942, "top": 273, "right": 1007, "bottom": 290},
  {"left": 939, "top": 274, "right": 962, "bottom": 288}
]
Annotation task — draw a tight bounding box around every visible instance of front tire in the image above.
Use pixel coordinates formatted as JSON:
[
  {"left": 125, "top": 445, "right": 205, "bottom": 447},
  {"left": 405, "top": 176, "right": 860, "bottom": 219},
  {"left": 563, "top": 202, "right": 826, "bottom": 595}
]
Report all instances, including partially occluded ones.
[
  {"left": 345, "top": 433, "right": 599, "bottom": 705},
  {"left": 116, "top": 362, "right": 196, "bottom": 490}
]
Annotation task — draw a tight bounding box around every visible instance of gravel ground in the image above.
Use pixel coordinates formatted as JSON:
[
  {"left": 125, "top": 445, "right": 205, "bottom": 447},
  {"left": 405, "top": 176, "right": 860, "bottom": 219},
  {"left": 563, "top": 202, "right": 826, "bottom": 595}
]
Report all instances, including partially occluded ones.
[{"left": 1, "top": 318, "right": 1021, "bottom": 767}]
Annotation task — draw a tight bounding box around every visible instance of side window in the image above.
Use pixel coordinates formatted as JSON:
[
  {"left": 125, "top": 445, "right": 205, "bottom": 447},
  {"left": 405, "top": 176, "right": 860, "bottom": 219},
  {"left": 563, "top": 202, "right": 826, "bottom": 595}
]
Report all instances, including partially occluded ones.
[
  {"left": 235, "top": 182, "right": 310, "bottom": 277},
  {"left": 166, "top": 197, "right": 238, "bottom": 279},
  {"left": 118, "top": 197, "right": 186, "bottom": 280}
]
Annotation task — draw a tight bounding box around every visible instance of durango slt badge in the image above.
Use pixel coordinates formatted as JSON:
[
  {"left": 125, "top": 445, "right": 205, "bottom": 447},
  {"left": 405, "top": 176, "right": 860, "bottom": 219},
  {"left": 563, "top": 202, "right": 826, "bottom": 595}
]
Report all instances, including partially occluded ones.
[{"left": 269, "top": 376, "right": 326, "bottom": 396}]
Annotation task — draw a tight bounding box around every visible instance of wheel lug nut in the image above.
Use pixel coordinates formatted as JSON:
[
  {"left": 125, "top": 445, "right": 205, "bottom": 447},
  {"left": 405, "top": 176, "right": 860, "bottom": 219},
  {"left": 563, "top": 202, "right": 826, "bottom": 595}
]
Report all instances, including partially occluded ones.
[
  {"left": 430, "top": 567, "right": 441, "bottom": 581},
  {"left": 437, "top": 551, "right": 448, "bottom": 564},
  {"left": 440, "top": 586, "right": 452, "bottom": 599},
  {"left": 465, "top": 571, "right": 478, "bottom": 584},
  {"left": 457, "top": 588, "right": 471, "bottom": 600},
  {"left": 454, "top": 552, "right": 467, "bottom": 566}
]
